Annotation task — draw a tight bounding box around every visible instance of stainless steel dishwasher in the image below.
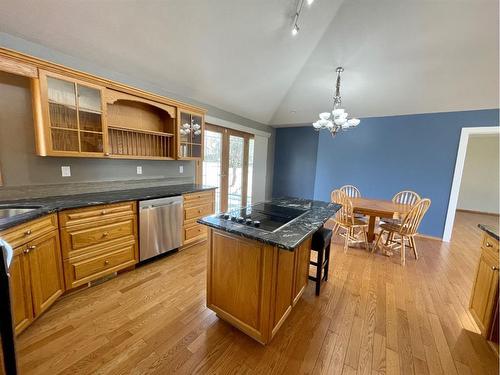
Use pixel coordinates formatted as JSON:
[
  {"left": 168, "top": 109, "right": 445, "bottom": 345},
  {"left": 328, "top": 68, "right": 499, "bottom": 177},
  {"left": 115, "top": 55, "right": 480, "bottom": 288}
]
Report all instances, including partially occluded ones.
[{"left": 139, "top": 196, "right": 183, "bottom": 261}]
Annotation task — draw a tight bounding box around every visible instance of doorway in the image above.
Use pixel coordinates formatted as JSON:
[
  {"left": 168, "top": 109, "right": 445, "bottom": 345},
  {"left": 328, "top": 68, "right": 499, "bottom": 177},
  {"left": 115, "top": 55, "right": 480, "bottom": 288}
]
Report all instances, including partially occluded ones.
[
  {"left": 443, "top": 126, "right": 500, "bottom": 241},
  {"left": 202, "top": 124, "right": 254, "bottom": 213}
]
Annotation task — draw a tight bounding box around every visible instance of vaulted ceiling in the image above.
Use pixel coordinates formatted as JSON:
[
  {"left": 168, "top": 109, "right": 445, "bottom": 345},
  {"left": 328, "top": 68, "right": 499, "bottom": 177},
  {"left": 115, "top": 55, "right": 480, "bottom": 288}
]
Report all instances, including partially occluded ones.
[{"left": 0, "top": 0, "right": 497, "bottom": 126}]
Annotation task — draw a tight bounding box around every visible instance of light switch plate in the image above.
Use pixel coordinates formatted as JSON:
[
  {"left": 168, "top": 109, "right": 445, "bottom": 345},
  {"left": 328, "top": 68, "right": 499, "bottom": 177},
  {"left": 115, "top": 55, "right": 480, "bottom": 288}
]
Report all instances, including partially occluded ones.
[
  {"left": 179, "top": 165, "right": 184, "bottom": 174},
  {"left": 137, "top": 166, "right": 143, "bottom": 175},
  {"left": 61, "top": 166, "right": 71, "bottom": 177}
]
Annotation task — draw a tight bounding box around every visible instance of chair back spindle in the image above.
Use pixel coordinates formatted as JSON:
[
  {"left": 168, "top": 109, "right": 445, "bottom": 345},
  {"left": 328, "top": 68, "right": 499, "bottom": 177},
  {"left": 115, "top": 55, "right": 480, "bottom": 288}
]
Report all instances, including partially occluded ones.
[
  {"left": 331, "top": 189, "right": 354, "bottom": 225},
  {"left": 392, "top": 190, "right": 421, "bottom": 206},
  {"left": 400, "top": 198, "right": 431, "bottom": 236},
  {"left": 339, "top": 185, "right": 361, "bottom": 198}
]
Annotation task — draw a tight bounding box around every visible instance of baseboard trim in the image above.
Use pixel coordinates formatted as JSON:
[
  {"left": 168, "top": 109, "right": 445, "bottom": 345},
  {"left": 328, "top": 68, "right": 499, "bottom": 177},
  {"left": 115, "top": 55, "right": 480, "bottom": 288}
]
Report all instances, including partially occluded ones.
[
  {"left": 456, "top": 209, "right": 500, "bottom": 217},
  {"left": 415, "top": 233, "right": 442, "bottom": 241}
]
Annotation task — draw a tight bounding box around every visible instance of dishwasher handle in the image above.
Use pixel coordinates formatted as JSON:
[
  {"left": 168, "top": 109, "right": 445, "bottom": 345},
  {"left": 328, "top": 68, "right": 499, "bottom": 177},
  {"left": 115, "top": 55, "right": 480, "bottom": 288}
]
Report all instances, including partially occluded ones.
[{"left": 139, "top": 196, "right": 183, "bottom": 211}]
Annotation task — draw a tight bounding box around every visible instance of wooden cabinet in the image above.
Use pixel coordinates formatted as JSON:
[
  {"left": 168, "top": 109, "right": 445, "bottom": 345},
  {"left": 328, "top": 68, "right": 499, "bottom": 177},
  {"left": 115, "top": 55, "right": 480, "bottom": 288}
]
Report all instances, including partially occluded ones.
[
  {"left": 105, "top": 89, "right": 176, "bottom": 159},
  {"left": 27, "top": 231, "right": 65, "bottom": 317},
  {"left": 293, "top": 237, "right": 312, "bottom": 305},
  {"left": 10, "top": 246, "right": 33, "bottom": 335},
  {"left": 206, "top": 228, "right": 313, "bottom": 344},
  {"left": 182, "top": 190, "right": 215, "bottom": 247},
  {"left": 33, "top": 70, "right": 108, "bottom": 157},
  {"left": 470, "top": 232, "right": 499, "bottom": 341},
  {"left": 177, "top": 109, "right": 204, "bottom": 160},
  {"left": 1, "top": 215, "right": 64, "bottom": 335},
  {"left": 59, "top": 202, "right": 138, "bottom": 289}
]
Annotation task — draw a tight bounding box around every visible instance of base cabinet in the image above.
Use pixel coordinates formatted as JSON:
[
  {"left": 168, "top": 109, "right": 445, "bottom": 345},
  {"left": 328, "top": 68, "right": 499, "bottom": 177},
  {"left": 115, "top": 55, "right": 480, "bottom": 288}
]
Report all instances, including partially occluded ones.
[
  {"left": 28, "top": 230, "right": 65, "bottom": 316},
  {"left": 8, "top": 227, "right": 64, "bottom": 335},
  {"left": 10, "top": 247, "right": 34, "bottom": 334},
  {"left": 470, "top": 232, "right": 499, "bottom": 343},
  {"left": 182, "top": 190, "right": 215, "bottom": 248},
  {"left": 206, "top": 228, "right": 312, "bottom": 344}
]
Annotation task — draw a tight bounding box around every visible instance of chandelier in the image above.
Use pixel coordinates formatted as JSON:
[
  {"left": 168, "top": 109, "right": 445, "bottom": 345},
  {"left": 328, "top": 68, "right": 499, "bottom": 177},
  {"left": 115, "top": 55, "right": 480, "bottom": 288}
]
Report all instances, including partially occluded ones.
[{"left": 312, "top": 67, "right": 360, "bottom": 137}]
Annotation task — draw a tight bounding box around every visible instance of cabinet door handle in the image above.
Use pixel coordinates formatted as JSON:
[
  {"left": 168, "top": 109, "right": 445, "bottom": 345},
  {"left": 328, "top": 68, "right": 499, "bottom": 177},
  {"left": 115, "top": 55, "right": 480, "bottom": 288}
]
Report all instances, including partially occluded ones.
[
  {"left": 104, "top": 260, "right": 110, "bottom": 265},
  {"left": 492, "top": 266, "right": 499, "bottom": 271},
  {"left": 23, "top": 248, "right": 30, "bottom": 254},
  {"left": 102, "top": 232, "right": 109, "bottom": 237},
  {"left": 486, "top": 242, "right": 493, "bottom": 248},
  {"left": 101, "top": 210, "right": 107, "bottom": 215},
  {"left": 28, "top": 245, "right": 36, "bottom": 250},
  {"left": 24, "top": 229, "right": 32, "bottom": 236}
]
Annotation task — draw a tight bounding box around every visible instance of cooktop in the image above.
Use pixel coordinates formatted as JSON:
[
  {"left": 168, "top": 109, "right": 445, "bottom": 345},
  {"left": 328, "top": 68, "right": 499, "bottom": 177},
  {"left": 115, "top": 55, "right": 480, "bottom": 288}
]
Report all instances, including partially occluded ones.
[{"left": 217, "top": 202, "right": 308, "bottom": 232}]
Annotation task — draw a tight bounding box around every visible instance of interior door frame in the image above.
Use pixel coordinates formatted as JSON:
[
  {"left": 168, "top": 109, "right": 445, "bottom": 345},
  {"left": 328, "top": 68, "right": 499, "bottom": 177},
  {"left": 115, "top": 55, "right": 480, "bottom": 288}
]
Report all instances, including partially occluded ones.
[
  {"left": 442, "top": 126, "right": 500, "bottom": 242},
  {"left": 204, "top": 123, "right": 254, "bottom": 212}
]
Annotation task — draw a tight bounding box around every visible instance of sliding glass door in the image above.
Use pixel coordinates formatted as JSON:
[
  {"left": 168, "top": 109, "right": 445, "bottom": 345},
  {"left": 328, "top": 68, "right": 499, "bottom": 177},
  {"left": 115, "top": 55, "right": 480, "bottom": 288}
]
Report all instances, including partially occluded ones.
[{"left": 203, "top": 124, "right": 254, "bottom": 213}]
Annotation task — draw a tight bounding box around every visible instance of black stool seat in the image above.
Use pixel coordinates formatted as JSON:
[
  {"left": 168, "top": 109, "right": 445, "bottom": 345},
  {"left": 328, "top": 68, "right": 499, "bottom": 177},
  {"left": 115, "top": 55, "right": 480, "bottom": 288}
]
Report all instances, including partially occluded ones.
[
  {"left": 309, "top": 227, "right": 332, "bottom": 296},
  {"left": 312, "top": 228, "right": 333, "bottom": 251}
]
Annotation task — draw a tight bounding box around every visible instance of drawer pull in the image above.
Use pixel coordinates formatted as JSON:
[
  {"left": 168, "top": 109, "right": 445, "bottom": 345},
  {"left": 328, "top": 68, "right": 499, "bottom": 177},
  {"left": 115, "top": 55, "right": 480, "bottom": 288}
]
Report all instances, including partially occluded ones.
[
  {"left": 101, "top": 210, "right": 107, "bottom": 215},
  {"left": 198, "top": 209, "right": 202, "bottom": 213},
  {"left": 24, "top": 229, "right": 32, "bottom": 236},
  {"left": 23, "top": 248, "right": 30, "bottom": 254},
  {"left": 486, "top": 242, "right": 493, "bottom": 248},
  {"left": 102, "top": 232, "right": 109, "bottom": 237},
  {"left": 28, "top": 245, "right": 36, "bottom": 250},
  {"left": 492, "top": 266, "right": 499, "bottom": 271},
  {"left": 104, "top": 260, "right": 110, "bottom": 265}
]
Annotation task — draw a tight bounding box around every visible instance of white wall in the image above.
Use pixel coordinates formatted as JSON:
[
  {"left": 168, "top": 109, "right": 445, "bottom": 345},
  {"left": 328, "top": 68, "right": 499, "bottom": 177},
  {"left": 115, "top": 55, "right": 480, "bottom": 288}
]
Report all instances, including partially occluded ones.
[{"left": 457, "top": 135, "right": 500, "bottom": 214}]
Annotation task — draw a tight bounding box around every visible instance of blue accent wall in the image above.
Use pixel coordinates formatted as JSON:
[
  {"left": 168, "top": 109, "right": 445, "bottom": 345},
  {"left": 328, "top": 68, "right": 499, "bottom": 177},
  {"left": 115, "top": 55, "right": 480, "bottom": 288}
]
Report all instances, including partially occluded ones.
[
  {"left": 273, "top": 109, "right": 499, "bottom": 237},
  {"left": 272, "top": 127, "right": 319, "bottom": 199}
]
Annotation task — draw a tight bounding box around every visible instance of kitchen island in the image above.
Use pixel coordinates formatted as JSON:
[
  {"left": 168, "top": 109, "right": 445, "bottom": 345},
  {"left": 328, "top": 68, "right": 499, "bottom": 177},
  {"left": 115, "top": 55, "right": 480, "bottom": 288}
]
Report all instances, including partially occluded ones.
[{"left": 198, "top": 197, "right": 340, "bottom": 344}]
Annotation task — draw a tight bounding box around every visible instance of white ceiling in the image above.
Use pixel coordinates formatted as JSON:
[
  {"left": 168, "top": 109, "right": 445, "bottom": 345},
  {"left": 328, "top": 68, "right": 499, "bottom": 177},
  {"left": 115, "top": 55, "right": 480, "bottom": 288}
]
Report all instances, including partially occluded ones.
[{"left": 0, "top": 0, "right": 497, "bottom": 126}]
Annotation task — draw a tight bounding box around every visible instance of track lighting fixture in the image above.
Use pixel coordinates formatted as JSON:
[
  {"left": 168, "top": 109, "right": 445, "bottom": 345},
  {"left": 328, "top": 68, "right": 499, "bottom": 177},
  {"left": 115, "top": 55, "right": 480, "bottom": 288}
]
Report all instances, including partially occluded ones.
[{"left": 291, "top": 0, "right": 313, "bottom": 36}]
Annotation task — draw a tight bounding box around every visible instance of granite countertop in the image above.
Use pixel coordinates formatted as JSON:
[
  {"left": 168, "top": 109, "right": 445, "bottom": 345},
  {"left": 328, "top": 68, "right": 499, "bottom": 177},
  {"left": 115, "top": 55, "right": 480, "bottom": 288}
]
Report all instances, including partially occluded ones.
[
  {"left": 0, "top": 183, "right": 215, "bottom": 231},
  {"left": 478, "top": 224, "right": 499, "bottom": 241},
  {"left": 198, "top": 197, "right": 341, "bottom": 250}
]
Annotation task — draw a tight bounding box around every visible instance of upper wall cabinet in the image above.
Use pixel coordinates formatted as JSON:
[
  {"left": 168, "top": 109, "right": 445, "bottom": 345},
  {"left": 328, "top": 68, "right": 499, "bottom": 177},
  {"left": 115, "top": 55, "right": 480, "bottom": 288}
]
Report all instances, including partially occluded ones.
[
  {"left": 177, "top": 109, "right": 204, "bottom": 160},
  {"left": 105, "top": 89, "right": 176, "bottom": 160},
  {"left": 33, "top": 70, "right": 107, "bottom": 157}
]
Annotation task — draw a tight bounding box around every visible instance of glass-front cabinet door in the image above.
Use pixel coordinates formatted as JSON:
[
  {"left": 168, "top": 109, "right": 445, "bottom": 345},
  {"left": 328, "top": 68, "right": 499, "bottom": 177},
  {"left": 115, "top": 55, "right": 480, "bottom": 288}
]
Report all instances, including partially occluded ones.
[
  {"left": 37, "top": 70, "right": 107, "bottom": 156},
  {"left": 177, "top": 109, "right": 204, "bottom": 160}
]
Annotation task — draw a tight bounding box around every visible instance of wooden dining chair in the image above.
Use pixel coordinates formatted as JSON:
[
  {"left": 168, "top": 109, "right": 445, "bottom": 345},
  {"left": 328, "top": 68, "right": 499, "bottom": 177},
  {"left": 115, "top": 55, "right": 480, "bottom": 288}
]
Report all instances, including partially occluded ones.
[
  {"left": 373, "top": 198, "right": 431, "bottom": 266},
  {"left": 381, "top": 190, "right": 421, "bottom": 228},
  {"left": 331, "top": 189, "right": 369, "bottom": 253},
  {"left": 392, "top": 190, "right": 421, "bottom": 206},
  {"left": 339, "top": 185, "right": 361, "bottom": 198}
]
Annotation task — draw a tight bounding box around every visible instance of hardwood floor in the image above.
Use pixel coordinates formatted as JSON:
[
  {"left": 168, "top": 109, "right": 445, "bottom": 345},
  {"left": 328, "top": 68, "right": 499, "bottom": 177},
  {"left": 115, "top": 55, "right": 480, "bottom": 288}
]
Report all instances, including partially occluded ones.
[{"left": 16, "top": 212, "right": 499, "bottom": 374}]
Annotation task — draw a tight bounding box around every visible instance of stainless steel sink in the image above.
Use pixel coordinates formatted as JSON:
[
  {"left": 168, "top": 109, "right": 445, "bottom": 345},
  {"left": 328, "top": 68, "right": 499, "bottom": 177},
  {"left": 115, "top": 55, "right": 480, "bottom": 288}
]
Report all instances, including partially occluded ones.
[{"left": 0, "top": 205, "right": 43, "bottom": 220}]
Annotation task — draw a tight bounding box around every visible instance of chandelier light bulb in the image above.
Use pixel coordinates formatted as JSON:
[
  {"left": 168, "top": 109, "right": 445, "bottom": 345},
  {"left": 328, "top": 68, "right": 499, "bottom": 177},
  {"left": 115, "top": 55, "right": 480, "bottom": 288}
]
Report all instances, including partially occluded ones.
[
  {"left": 292, "top": 24, "right": 299, "bottom": 36},
  {"left": 307, "top": 0, "right": 314, "bottom": 5}
]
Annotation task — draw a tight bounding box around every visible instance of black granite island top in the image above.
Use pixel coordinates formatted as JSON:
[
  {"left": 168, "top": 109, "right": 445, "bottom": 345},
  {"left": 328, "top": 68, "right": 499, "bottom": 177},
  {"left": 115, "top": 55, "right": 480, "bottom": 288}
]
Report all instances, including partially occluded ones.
[
  {"left": 478, "top": 224, "right": 499, "bottom": 241},
  {"left": 0, "top": 183, "right": 215, "bottom": 231},
  {"left": 198, "top": 197, "right": 341, "bottom": 250}
]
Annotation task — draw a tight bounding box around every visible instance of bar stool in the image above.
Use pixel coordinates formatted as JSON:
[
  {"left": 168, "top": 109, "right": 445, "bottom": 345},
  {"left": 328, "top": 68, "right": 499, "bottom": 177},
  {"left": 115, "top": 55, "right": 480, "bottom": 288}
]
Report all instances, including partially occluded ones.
[{"left": 309, "top": 227, "right": 332, "bottom": 296}]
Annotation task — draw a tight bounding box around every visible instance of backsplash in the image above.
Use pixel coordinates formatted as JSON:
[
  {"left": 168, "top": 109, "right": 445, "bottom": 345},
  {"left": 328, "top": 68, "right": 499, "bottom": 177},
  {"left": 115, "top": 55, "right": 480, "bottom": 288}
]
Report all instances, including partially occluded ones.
[{"left": 0, "top": 177, "right": 195, "bottom": 201}]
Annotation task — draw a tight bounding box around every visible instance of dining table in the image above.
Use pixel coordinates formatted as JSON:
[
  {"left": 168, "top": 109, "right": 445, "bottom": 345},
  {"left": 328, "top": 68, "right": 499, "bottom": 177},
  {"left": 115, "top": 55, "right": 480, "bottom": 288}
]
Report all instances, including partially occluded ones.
[{"left": 351, "top": 197, "right": 412, "bottom": 243}]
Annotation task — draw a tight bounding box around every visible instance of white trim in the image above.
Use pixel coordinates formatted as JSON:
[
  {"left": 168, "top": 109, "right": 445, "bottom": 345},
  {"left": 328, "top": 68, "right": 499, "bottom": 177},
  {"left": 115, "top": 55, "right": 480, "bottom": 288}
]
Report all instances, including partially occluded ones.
[
  {"left": 205, "top": 115, "right": 272, "bottom": 138},
  {"left": 443, "top": 126, "right": 500, "bottom": 242}
]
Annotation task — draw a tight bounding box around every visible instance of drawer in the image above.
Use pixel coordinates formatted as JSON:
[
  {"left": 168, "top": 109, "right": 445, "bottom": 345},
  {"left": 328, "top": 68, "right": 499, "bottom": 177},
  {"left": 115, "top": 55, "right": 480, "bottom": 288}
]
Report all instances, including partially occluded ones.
[
  {"left": 184, "top": 202, "right": 214, "bottom": 221},
  {"left": 0, "top": 214, "right": 58, "bottom": 248},
  {"left": 482, "top": 233, "right": 499, "bottom": 253},
  {"left": 64, "top": 242, "right": 137, "bottom": 289},
  {"left": 183, "top": 190, "right": 214, "bottom": 207},
  {"left": 60, "top": 217, "right": 136, "bottom": 259},
  {"left": 184, "top": 223, "right": 208, "bottom": 242},
  {"left": 59, "top": 202, "right": 136, "bottom": 228}
]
